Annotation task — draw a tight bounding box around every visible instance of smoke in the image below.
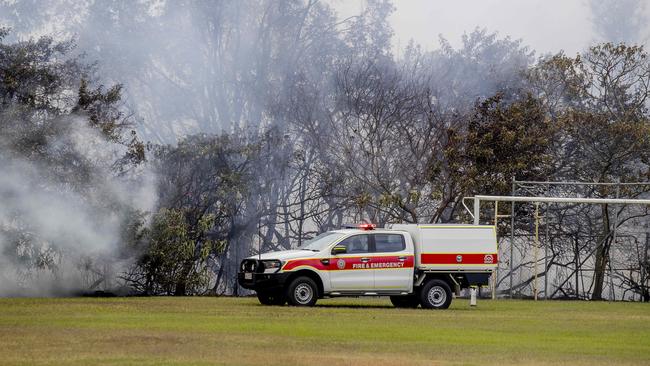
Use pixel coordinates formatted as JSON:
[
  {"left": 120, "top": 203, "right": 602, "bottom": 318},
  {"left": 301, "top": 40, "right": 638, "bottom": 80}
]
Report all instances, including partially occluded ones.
[
  {"left": 0, "top": 0, "right": 646, "bottom": 298},
  {"left": 0, "top": 116, "right": 156, "bottom": 297}
]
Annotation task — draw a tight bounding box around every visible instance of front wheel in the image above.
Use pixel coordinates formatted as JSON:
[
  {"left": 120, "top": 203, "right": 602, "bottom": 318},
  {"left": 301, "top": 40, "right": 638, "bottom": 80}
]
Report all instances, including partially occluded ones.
[
  {"left": 390, "top": 295, "right": 420, "bottom": 308},
  {"left": 286, "top": 276, "right": 318, "bottom": 306},
  {"left": 420, "top": 279, "right": 452, "bottom": 309},
  {"left": 257, "top": 291, "right": 286, "bottom": 306}
]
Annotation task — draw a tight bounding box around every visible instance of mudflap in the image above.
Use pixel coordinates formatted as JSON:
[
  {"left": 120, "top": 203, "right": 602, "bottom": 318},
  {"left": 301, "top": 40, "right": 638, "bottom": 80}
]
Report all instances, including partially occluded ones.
[{"left": 465, "top": 273, "right": 490, "bottom": 286}]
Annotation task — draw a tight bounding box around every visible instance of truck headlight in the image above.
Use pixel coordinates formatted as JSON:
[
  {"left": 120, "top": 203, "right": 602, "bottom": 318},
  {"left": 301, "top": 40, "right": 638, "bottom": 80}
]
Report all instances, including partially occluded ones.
[{"left": 261, "top": 260, "right": 282, "bottom": 273}]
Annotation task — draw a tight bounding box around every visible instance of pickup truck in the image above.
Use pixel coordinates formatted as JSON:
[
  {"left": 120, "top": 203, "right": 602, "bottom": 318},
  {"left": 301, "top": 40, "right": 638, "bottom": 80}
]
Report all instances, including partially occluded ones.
[{"left": 237, "top": 223, "right": 497, "bottom": 309}]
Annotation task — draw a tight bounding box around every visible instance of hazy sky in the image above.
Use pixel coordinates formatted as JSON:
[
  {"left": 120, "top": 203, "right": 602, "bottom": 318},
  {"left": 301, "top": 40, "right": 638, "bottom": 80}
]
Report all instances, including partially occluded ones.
[{"left": 332, "top": 0, "right": 595, "bottom": 56}]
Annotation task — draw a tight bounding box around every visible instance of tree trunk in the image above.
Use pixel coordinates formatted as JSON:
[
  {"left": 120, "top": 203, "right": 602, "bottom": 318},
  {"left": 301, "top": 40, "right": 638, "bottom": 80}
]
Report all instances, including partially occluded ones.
[
  {"left": 174, "top": 262, "right": 194, "bottom": 296},
  {"left": 574, "top": 235, "right": 580, "bottom": 299},
  {"left": 174, "top": 282, "right": 186, "bottom": 296},
  {"left": 212, "top": 240, "right": 232, "bottom": 295},
  {"left": 592, "top": 203, "right": 611, "bottom": 300}
]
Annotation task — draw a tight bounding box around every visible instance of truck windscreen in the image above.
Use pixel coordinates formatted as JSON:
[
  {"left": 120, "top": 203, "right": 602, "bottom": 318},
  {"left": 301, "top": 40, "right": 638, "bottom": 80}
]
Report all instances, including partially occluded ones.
[{"left": 299, "top": 232, "right": 346, "bottom": 251}]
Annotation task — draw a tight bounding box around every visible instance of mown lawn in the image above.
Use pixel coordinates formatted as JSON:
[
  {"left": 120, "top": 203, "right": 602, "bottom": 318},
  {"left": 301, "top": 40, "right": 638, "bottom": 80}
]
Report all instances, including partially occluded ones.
[{"left": 0, "top": 296, "right": 648, "bottom": 365}]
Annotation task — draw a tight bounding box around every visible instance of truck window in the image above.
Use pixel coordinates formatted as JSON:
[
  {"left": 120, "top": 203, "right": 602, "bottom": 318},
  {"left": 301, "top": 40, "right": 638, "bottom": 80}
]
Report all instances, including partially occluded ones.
[
  {"left": 300, "top": 232, "right": 346, "bottom": 251},
  {"left": 373, "top": 234, "right": 405, "bottom": 252},
  {"left": 337, "top": 234, "right": 369, "bottom": 253}
]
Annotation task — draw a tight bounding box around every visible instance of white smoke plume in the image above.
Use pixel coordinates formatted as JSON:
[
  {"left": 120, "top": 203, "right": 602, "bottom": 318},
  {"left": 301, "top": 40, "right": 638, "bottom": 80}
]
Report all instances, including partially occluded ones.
[{"left": 0, "top": 116, "right": 156, "bottom": 297}]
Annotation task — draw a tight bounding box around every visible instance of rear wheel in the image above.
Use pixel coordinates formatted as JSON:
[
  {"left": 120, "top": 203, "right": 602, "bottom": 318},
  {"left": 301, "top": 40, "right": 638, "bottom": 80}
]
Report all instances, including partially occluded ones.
[
  {"left": 390, "top": 295, "right": 420, "bottom": 308},
  {"left": 420, "top": 279, "right": 452, "bottom": 309},
  {"left": 286, "top": 276, "right": 318, "bottom": 306},
  {"left": 257, "top": 291, "right": 286, "bottom": 306}
]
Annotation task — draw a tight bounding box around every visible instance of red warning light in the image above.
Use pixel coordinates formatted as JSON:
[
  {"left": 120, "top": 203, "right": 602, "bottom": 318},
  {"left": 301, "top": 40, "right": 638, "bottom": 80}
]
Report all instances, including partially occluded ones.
[
  {"left": 358, "top": 223, "right": 376, "bottom": 230},
  {"left": 342, "top": 223, "right": 377, "bottom": 230}
]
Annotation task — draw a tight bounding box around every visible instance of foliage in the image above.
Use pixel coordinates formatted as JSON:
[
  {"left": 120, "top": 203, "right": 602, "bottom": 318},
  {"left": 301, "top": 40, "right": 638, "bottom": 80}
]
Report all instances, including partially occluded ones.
[
  {"left": 128, "top": 208, "right": 220, "bottom": 296},
  {"left": 464, "top": 93, "right": 554, "bottom": 195},
  {"left": 0, "top": 28, "right": 148, "bottom": 294},
  {"left": 125, "top": 133, "right": 266, "bottom": 295}
]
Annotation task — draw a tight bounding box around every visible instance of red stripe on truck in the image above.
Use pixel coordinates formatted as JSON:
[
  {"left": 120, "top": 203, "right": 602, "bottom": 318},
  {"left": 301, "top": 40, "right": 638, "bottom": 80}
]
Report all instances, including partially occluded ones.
[
  {"left": 282, "top": 255, "right": 415, "bottom": 271},
  {"left": 420, "top": 253, "right": 498, "bottom": 265},
  {"left": 340, "top": 255, "right": 414, "bottom": 271},
  {"left": 282, "top": 258, "right": 328, "bottom": 271}
]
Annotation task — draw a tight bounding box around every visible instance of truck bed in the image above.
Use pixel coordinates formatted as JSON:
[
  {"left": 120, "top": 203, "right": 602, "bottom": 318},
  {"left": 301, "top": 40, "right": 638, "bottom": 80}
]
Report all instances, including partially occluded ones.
[{"left": 386, "top": 224, "right": 498, "bottom": 272}]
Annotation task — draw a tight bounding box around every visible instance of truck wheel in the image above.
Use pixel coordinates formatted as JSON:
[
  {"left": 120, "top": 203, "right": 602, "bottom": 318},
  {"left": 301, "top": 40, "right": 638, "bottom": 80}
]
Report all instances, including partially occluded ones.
[
  {"left": 286, "top": 276, "right": 318, "bottom": 306},
  {"left": 390, "top": 295, "right": 420, "bottom": 308},
  {"left": 257, "top": 291, "right": 286, "bottom": 306},
  {"left": 420, "top": 279, "right": 452, "bottom": 309}
]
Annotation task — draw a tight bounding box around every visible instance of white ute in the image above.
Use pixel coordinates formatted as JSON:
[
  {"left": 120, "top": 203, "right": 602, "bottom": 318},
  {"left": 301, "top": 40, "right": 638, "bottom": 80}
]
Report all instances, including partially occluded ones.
[{"left": 238, "top": 224, "right": 498, "bottom": 309}]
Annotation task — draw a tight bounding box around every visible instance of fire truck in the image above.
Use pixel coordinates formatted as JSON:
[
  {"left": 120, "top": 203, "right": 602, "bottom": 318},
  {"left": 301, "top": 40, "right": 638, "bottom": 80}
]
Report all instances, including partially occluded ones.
[{"left": 237, "top": 224, "right": 497, "bottom": 309}]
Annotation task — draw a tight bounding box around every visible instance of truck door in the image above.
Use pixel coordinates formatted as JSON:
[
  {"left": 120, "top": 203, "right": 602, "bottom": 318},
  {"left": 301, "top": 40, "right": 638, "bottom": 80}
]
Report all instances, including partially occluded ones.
[
  {"left": 329, "top": 234, "right": 374, "bottom": 291},
  {"left": 371, "top": 233, "right": 413, "bottom": 291}
]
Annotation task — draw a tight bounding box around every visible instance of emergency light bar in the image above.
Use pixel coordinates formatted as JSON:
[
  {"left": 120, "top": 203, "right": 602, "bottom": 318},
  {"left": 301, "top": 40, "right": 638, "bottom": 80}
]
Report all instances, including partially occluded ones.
[{"left": 342, "top": 223, "right": 376, "bottom": 230}]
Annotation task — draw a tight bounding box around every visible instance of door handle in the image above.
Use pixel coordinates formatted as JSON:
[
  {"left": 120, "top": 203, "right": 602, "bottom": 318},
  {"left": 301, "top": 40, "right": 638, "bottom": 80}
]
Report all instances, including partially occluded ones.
[
  {"left": 398, "top": 256, "right": 406, "bottom": 261},
  {"left": 360, "top": 257, "right": 370, "bottom": 263}
]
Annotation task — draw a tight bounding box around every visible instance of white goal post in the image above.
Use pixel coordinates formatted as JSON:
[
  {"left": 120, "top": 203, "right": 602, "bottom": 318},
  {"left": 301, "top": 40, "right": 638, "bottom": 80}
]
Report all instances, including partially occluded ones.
[
  {"left": 465, "top": 194, "right": 650, "bottom": 300},
  {"left": 470, "top": 195, "right": 650, "bottom": 225}
]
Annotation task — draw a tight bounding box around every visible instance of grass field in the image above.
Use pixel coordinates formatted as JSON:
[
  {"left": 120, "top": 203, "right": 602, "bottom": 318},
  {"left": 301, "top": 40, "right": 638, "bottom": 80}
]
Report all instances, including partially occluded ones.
[{"left": 0, "top": 297, "right": 649, "bottom": 366}]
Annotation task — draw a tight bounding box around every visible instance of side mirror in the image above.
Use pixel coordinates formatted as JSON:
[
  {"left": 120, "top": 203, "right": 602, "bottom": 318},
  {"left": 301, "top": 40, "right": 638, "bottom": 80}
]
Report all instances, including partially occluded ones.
[{"left": 331, "top": 245, "right": 347, "bottom": 255}]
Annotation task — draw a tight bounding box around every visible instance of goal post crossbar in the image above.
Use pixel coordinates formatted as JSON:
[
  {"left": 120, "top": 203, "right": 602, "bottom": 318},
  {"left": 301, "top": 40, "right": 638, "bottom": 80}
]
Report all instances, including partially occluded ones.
[{"left": 469, "top": 195, "right": 650, "bottom": 225}]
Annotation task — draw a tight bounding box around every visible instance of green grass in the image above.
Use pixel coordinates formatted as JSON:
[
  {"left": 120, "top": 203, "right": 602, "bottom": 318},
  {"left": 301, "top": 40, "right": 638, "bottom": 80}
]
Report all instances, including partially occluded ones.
[{"left": 0, "top": 297, "right": 648, "bottom": 365}]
